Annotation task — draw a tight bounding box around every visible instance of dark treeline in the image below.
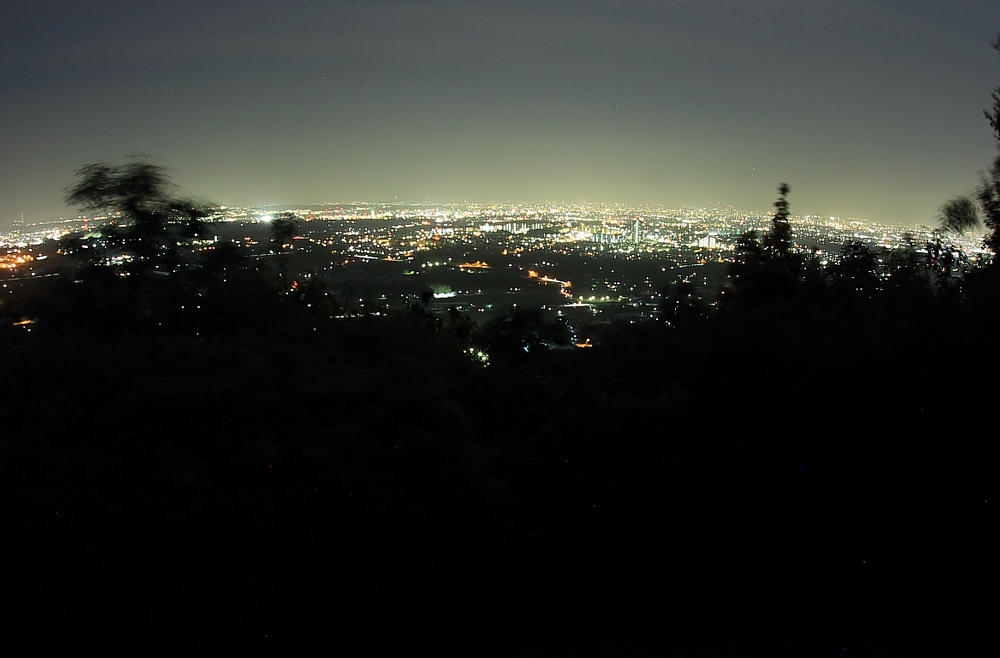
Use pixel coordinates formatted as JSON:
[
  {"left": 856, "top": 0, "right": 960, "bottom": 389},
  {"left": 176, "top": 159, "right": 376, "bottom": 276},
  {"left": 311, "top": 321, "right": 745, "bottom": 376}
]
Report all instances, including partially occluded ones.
[{"left": 5, "top": 47, "right": 1000, "bottom": 655}]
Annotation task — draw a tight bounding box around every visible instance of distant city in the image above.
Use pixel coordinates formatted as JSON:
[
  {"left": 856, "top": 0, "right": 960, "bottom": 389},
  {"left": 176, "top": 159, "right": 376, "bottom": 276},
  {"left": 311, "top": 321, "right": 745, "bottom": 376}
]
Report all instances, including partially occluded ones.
[
  {"left": 7, "top": 200, "right": 985, "bottom": 253},
  {"left": 2, "top": 200, "right": 988, "bottom": 341}
]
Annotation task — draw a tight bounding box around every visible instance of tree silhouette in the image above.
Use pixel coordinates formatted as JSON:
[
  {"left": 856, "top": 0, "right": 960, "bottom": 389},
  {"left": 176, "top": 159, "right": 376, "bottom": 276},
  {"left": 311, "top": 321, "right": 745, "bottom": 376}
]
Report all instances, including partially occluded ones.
[
  {"left": 52, "top": 159, "right": 234, "bottom": 330},
  {"left": 269, "top": 212, "right": 298, "bottom": 251},
  {"left": 939, "top": 196, "right": 980, "bottom": 234},
  {"left": 940, "top": 34, "right": 1000, "bottom": 256},
  {"left": 723, "top": 183, "right": 802, "bottom": 309},
  {"left": 827, "top": 240, "right": 881, "bottom": 300},
  {"left": 764, "top": 183, "right": 792, "bottom": 260},
  {"left": 878, "top": 230, "right": 931, "bottom": 304},
  {"left": 62, "top": 159, "right": 212, "bottom": 278},
  {"left": 924, "top": 230, "right": 970, "bottom": 299}
]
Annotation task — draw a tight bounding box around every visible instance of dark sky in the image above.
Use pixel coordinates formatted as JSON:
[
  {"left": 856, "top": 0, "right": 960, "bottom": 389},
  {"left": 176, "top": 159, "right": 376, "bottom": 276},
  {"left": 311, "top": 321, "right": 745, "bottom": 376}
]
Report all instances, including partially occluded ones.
[{"left": 4, "top": 1, "right": 1000, "bottom": 227}]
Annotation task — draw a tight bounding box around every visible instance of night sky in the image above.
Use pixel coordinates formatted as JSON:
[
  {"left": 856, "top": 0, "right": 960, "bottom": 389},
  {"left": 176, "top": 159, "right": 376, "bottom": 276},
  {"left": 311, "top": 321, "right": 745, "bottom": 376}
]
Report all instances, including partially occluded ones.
[{"left": 4, "top": 1, "right": 1000, "bottom": 228}]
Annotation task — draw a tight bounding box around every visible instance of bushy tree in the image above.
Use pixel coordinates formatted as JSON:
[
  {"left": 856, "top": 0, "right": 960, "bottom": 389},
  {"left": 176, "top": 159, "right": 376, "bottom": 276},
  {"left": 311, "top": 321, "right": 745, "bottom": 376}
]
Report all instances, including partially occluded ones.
[
  {"left": 49, "top": 159, "right": 249, "bottom": 331},
  {"left": 62, "top": 159, "right": 213, "bottom": 278},
  {"left": 940, "top": 34, "right": 1000, "bottom": 256},
  {"left": 827, "top": 240, "right": 881, "bottom": 299}
]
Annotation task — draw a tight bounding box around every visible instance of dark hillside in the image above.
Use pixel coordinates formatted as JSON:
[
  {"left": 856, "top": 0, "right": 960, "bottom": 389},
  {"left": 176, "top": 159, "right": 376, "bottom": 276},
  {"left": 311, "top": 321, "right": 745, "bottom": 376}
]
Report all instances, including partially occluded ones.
[{"left": 3, "top": 292, "right": 997, "bottom": 655}]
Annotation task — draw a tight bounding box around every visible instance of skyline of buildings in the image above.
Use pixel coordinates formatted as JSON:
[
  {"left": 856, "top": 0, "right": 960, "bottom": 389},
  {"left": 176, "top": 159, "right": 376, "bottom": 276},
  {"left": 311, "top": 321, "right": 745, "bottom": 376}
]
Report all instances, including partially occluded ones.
[
  {"left": 2, "top": 198, "right": 988, "bottom": 256},
  {"left": 1, "top": 193, "right": 991, "bottom": 344}
]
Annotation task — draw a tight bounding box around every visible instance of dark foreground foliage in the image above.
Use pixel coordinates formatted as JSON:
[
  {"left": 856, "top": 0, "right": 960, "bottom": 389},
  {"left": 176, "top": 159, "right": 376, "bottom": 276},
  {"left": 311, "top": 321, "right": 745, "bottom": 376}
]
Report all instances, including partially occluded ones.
[{"left": 3, "top": 280, "right": 998, "bottom": 656}]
